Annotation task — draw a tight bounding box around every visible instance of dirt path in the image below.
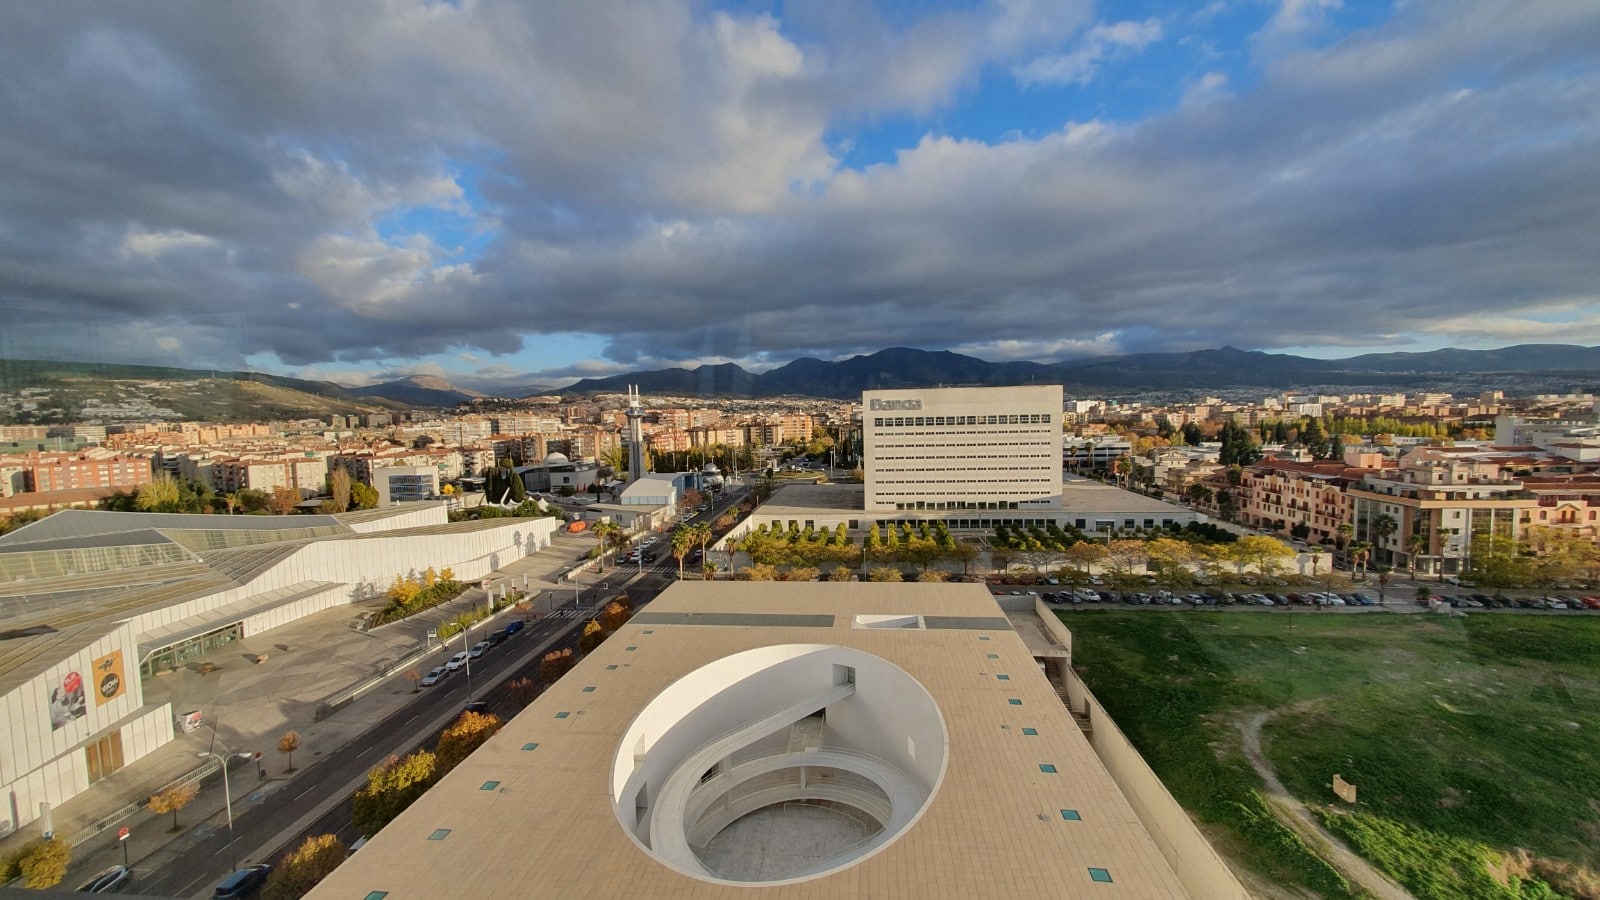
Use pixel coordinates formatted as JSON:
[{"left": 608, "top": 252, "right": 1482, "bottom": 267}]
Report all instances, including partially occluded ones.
[{"left": 1238, "top": 710, "right": 1415, "bottom": 900}]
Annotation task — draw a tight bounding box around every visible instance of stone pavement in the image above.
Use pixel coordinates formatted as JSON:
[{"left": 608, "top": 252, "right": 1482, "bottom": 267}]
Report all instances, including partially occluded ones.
[{"left": 0, "top": 530, "right": 613, "bottom": 884}]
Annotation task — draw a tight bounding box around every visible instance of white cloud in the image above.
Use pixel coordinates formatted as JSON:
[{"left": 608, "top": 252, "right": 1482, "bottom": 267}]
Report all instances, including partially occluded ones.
[{"left": 1014, "top": 18, "right": 1164, "bottom": 87}]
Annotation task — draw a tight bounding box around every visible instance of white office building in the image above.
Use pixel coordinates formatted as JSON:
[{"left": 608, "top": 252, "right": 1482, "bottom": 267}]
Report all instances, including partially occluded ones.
[{"left": 863, "top": 386, "right": 1062, "bottom": 512}]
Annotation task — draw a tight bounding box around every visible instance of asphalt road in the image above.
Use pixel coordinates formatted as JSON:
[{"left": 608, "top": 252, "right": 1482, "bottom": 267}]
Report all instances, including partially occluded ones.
[{"left": 137, "top": 565, "right": 677, "bottom": 899}]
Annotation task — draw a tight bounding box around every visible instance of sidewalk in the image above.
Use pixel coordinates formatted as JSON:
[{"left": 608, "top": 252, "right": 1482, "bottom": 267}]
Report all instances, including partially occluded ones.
[{"left": 0, "top": 531, "right": 606, "bottom": 883}]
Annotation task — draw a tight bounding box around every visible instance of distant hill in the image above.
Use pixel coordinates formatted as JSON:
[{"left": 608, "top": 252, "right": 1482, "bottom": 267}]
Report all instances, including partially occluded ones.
[
  {"left": 350, "top": 375, "right": 484, "bottom": 407},
  {"left": 562, "top": 344, "right": 1600, "bottom": 398},
  {"left": 0, "top": 358, "right": 406, "bottom": 424}
]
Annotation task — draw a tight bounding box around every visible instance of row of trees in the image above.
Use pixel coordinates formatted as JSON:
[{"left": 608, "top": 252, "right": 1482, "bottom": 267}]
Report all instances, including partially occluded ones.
[
  {"left": 727, "top": 521, "right": 981, "bottom": 577},
  {"left": 99, "top": 473, "right": 379, "bottom": 517},
  {"left": 352, "top": 710, "right": 504, "bottom": 838},
  {"left": 1468, "top": 530, "right": 1600, "bottom": 589},
  {"left": 1045, "top": 534, "right": 1298, "bottom": 584}
]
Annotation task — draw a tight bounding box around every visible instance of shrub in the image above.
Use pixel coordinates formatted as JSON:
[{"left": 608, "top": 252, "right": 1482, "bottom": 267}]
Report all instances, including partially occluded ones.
[{"left": 14, "top": 838, "right": 70, "bottom": 889}]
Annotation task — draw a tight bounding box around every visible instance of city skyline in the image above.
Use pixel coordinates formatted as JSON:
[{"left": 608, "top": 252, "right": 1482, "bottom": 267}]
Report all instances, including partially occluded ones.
[{"left": 1, "top": 1, "right": 1597, "bottom": 390}]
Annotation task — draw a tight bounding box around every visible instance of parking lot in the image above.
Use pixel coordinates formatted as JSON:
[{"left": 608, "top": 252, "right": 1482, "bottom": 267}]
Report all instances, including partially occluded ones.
[{"left": 997, "top": 579, "right": 1600, "bottom": 614}]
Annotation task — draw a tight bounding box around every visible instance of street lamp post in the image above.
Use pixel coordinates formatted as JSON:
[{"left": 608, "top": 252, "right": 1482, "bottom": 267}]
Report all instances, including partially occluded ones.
[{"left": 196, "top": 748, "right": 254, "bottom": 872}]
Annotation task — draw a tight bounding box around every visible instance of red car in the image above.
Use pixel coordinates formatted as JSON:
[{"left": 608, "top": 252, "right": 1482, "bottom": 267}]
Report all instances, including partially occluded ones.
[{"left": 1580, "top": 596, "right": 1600, "bottom": 610}]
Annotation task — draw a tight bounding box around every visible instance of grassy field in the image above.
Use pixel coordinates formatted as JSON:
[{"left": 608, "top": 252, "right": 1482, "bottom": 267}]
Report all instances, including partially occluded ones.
[{"left": 1059, "top": 610, "right": 1600, "bottom": 899}]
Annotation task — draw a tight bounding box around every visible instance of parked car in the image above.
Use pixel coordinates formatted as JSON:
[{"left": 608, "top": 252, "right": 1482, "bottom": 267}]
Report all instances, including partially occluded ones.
[
  {"left": 503, "top": 619, "right": 525, "bottom": 636},
  {"left": 1547, "top": 599, "right": 1569, "bottom": 610},
  {"left": 1350, "top": 593, "right": 1375, "bottom": 606},
  {"left": 463, "top": 700, "right": 490, "bottom": 715},
  {"left": 419, "top": 666, "right": 448, "bottom": 686},
  {"left": 212, "top": 864, "right": 271, "bottom": 898},
  {"left": 77, "top": 865, "right": 132, "bottom": 893},
  {"left": 469, "top": 640, "right": 491, "bottom": 658},
  {"left": 1581, "top": 597, "right": 1600, "bottom": 610},
  {"left": 487, "top": 630, "right": 509, "bottom": 647},
  {"left": 445, "top": 651, "right": 471, "bottom": 671}
]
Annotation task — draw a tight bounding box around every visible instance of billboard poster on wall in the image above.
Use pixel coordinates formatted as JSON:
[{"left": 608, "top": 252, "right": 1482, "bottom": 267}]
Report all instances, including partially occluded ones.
[
  {"left": 48, "top": 671, "right": 87, "bottom": 730},
  {"left": 91, "top": 650, "right": 126, "bottom": 707}
]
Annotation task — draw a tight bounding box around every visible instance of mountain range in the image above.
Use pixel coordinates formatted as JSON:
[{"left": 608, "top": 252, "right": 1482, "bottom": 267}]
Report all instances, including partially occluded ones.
[
  {"left": 5, "top": 344, "right": 1599, "bottom": 424},
  {"left": 562, "top": 345, "right": 1600, "bottom": 398},
  {"left": 349, "top": 374, "right": 486, "bottom": 407}
]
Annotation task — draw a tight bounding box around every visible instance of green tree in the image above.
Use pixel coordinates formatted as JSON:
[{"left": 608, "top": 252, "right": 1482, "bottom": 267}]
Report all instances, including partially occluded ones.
[
  {"left": 591, "top": 521, "right": 623, "bottom": 572},
  {"left": 827, "top": 565, "right": 854, "bottom": 582},
  {"left": 1334, "top": 522, "right": 1354, "bottom": 552},
  {"left": 436, "top": 711, "right": 503, "bottom": 773},
  {"left": 1407, "top": 531, "right": 1429, "bottom": 578},
  {"left": 135, "top": 475, "right": 182, "bottom": 512},
  {"left": 671, "top": 527, "right": 696, "bottom": 580},
  {"left": 262, "top": 834, "right": 346, "bottom": 900},
  {"left": 867, "top": 565, "right": 903, "bottom": 582},
  {"left": 352, "top": 751, "right": 438, "bottom": 837}
]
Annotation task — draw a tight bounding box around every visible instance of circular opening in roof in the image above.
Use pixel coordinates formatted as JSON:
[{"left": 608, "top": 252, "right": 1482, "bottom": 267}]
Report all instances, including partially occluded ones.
[{"left": 611, "top": 644, "right": 947, "bottom": 885}]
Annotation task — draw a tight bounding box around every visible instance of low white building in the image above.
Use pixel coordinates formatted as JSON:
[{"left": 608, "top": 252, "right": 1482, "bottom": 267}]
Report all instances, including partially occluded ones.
[{"left": 0, "top": 503, "right": 560, "bottom": 838}]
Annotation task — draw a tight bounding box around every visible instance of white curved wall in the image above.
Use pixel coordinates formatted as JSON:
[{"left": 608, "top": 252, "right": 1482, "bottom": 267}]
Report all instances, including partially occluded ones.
[{"left": 611, "top": 644, "right": 950, "bottom": 884}]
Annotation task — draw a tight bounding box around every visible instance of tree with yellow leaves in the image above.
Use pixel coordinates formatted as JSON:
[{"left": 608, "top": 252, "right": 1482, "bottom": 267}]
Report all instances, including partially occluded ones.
[
  {"left": 436, "top": 711, "right": 503, "bottom": 773},
  {"left": 261, "top": 833, "right": 346, "bottom": 900},
  {"left": 148, "top": 782, "right": 199, "bottom": 832}
]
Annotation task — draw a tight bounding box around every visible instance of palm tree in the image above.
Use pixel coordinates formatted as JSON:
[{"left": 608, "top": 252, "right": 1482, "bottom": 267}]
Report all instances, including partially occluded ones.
[
  {"left": 591, "top": 521, "right": 622, "bottom": 573},
  {"left": 688, "top": 522, "right": 714, "bottom": 575},
  {"left": 1407, "top": 531, "right": 1429, "bottom": 579},
  {"left": 1335, "top": 523, "right": 1354, "bottom": 553},
  {"left": 671, "top": 528, "right": 696, "bottom": 580},
  {"left": 1308, "top": 546, "right": 1323, "bottom": 577},
  {"left": 1372, "top": 513, "right": 1398, "bottom": 564},
  {"left": 1347, "top": 541, "right": 1373, "bottom": 580}
]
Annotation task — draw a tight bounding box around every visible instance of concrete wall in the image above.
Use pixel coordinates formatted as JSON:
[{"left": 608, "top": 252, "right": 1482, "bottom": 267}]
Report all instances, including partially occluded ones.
[
  {"left": 1042, "top": 609, "right": 1249, "bottom": 899},
  {"left": 126, "top": 517, "right": 561, "bottom": 637},
  {"left": 241, "top": 584, "right": 350, "bottom": 636}
]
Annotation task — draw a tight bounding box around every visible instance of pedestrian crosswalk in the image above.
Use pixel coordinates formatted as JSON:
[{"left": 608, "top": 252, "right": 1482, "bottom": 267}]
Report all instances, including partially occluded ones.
[{"left": 547, "top": 607, "right": 596, "bottom": 620}]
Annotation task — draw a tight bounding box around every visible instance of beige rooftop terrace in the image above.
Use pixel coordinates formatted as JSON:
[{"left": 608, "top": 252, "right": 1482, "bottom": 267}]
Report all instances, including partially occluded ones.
[{"left": 313, "top": 582, "right": 1190, "bottom": 899}]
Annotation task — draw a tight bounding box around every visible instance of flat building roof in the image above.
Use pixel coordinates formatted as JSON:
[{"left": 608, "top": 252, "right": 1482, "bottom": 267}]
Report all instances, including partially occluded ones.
[{"left": 312, "top": 583, "right": 1188, "bottom": 899}]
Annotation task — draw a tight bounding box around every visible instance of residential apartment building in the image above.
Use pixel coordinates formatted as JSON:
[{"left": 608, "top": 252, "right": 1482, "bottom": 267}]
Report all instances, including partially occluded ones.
[
  {"left": 19, "top": 451, "right": 153, "bottom": 494},
  {"left": 864, "top": 385, "right": 1062, "bottom": 512},
  {"left": 214, "top": 455, "right": 330, "bottom": 496},
  {"left": 1239, "top": 459, "right": 1377, "bottom": 545},
  {"left": 1348, "top": 450, "right": 1538, "bottom": 576}
]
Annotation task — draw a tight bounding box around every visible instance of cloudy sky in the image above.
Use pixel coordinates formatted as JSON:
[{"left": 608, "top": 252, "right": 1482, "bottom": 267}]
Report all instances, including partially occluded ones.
[{"left": 1, "top": 1, "right": 1596, "bottom": 390}]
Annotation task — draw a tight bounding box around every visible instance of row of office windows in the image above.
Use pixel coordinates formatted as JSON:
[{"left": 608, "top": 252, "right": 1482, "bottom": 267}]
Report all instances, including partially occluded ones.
[
  {"left": 870, "top": 438, "right": 1056, "bottom": 448},
  {"left": 872, "top": 413, "right": 1053, "bottom": 427},
  {"left": 874, "top": 465, "right": 1057, "bottom": 473},
  {"left": 874, "top": 478, "right": 1056, "bottom": 487}
]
